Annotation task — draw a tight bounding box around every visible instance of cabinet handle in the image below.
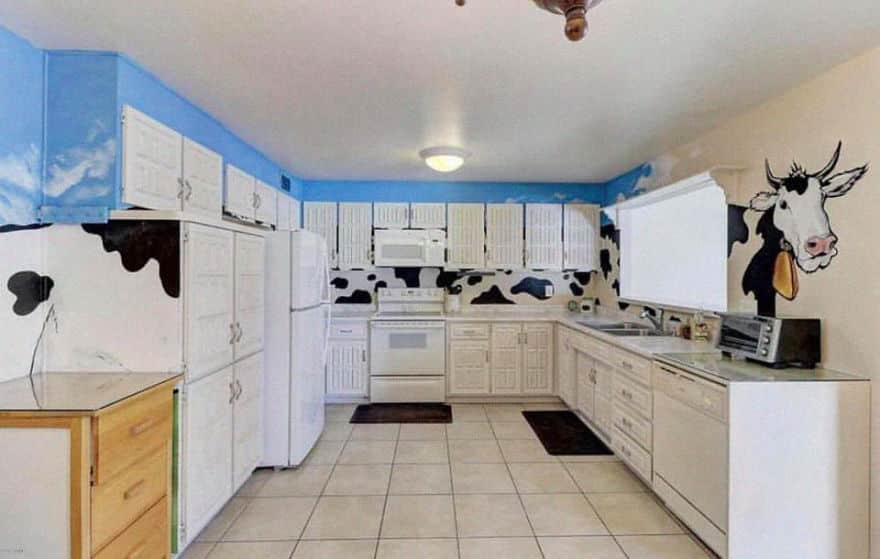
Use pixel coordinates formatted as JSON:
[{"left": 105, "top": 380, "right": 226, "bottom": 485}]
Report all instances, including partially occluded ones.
[
  {"left": 123, "top": 479, "right": 146, "bottom": 500},
  {"left": 129, "top": 418, "right": 156, "bottom": 437},
  {"left": 235, "top": 322, "right": 244, "bottom": 343},
  {"left": 184, "top": 179, "right": 193, "bottom": 200},
  {"left": 621, "top": 361, "right": 633, "bottom": 371},
  {"left": 229, "top": 323, "right": 237, "bottom": 345},
  {"left": 485, "top": 350, "right": 490, "bottom": 364},
  {"left": 362, "top": 349, "right": 367, "bottom": 362},
  {"left": 235, "top": 379, "right": 243, "bottom": 400},
  {"left": 229, "top": 381, "right": 236, "bottom": 404},
  {"left": 622, "top": 389, "right": 633, "bottom": 400},
  {"left": 177, "top": 177, "right": 185, "bottom": 199}
]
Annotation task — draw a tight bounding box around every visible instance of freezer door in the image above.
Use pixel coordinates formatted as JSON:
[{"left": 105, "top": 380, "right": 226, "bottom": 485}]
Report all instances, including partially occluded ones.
[
  {"left": 289, "top": 305, "right": 328, "bottom": 466},
  {"left": 290, "top": 230, "right": 327, "bottom": 310}
]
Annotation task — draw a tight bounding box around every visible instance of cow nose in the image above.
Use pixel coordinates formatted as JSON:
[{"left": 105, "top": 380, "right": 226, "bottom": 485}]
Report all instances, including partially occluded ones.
[{"left": 805, "top": 235, "right": 837, "bottom": 257}]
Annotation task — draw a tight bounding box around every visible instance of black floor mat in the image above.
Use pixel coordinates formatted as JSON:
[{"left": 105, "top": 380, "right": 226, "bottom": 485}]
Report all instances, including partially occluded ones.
[
  {"left": 350, "top": 403, "right": 452, "bottom": 424},
  {"left": 522, "top": 410, "right": 613, "bottom": 455}
]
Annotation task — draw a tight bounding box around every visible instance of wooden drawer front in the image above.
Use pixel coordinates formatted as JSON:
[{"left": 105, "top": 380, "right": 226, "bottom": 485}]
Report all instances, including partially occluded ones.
[
  {"left": 612, "top": 374, "right": 652, "bottom": 419},
  {"left": 330, "top": 321, "right": 368, "bottom": 339},
  {"left": 613, "top": 427, "right": 652, "bottom": 483},
  {"left": 614, "top": 349, "right": 652, "bottom": 386},
  {"left": 612, "top": 402, "right": 652, "bottom": 451},
  {"left": 92, "top": 449, "right": 168, "bottom": 552},
  {"left": 450, "top": 323, "right": 490, "bottom": 340},
  {"left": 94, "top": 388, "right": 172, "bottom": 484},
  {"left": 95, "top": 496, "right": 169, "bottom": 559},
  {"left": 587, "top": 337, "right": 614, "bottom": 364}
]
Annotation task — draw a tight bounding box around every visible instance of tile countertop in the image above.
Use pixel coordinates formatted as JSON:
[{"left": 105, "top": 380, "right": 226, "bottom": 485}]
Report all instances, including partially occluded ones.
[
  {"left": 656, "top": 352, "right": 867, "bottom": 384},
  {"left": 0, "top": 372, "right": 181, "bottom": 413}
]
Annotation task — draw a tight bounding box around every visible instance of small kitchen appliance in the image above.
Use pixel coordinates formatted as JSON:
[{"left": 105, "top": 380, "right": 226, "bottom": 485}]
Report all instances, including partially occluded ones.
[{"left": 717, "top": 313, "right": 820, "bottom": 368}]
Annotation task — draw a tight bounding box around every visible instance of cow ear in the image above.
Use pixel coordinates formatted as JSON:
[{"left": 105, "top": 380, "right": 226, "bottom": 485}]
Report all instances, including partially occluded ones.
[
  {"left": 749, "top": 191, "right": 778, "bottom": 211},
  {"left": 822, "top": 165, "right": 868, "bottom": 198}
]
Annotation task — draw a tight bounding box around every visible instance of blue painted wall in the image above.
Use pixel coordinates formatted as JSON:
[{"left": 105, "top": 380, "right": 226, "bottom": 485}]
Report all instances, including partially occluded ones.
[
  {"left": 0, "top": 26, "right": 45, "bottom": 225},
  {"left": 303, "top": 180, "right": 605, "bottom": 204}
]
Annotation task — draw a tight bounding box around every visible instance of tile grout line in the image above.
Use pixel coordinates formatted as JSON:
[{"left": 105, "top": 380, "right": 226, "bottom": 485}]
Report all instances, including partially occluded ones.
[
  {"left": 445, "top": 418, "right": 462, "bottom": 559},
  {"left": 372, "top": 424, "right": 399, "bottom": 559}
]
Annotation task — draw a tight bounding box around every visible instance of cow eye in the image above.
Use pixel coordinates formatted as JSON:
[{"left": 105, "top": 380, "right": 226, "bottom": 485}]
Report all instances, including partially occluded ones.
[{"left": 779, "top": 200, "right": 789, "bottom": 210}]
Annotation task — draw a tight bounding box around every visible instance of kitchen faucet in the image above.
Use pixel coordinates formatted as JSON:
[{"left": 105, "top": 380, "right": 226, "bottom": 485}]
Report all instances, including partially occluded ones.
[{"left": 640, "top": 308, "right": 664, "bottom": 331}]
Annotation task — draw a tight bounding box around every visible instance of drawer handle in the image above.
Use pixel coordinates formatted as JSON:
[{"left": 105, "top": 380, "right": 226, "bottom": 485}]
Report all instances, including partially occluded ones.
[
  {"left": 123, "top": 479, "right": 146, "bottom": 500},
  {"left": 621, "top": 389, "right": 633, "bottom": 400},
  {"left": 126, "top": 541, "right": 148, "bottom": 559},
  {"left": 129, "top": 418, "right": 156, "bottom": 437},
  {"left": 339, "top": 329, "right": 353, "bottom": 334},
  {"left": 621, "top": 361, "right": 633, "bottom": 371},
  {"left": 622, "top": 447, "right": 632, "bottom": 458}
]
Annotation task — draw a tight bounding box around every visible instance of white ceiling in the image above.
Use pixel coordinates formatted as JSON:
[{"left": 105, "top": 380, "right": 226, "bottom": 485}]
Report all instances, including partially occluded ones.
[{"left": 3, "top": 1, "right": 880, "bottom": 182}]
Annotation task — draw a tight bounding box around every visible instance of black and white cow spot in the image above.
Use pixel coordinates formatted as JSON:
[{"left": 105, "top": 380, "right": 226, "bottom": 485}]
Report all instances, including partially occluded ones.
[
  {"left": 471, "top": 285, "right": 515, "bottom": 305},
  {"left": 573, "top": 272, "right": 591, "bottom": 286},
  {"left": 511, "top": 277, "right": 553, "bottom": 300},
  {"left": 335, "top": 289, "right": 372, "bottom": 304},
  {"left": 330, "top": 277, "right": 349, "bottom": 289},
  {"left": 374, "top": 281, "right": 387, "bottom": 292},
  {"left": 467, "top": 275, "right": 483, "bottom": 286},
  {"left": 7, "top": 271, "right": 54, "bottom": 316},
  {"left": 728, "top": 204, "right": 750, "bottom": 257},
  {"left": 393, "top": 267, "right": 422, "bottom": 288},
  {"left": 569, "top": 282, "right": 584, "bottom": 296},
  {"left": 600, "top": 250, "right": 613, "bottom": 279}
]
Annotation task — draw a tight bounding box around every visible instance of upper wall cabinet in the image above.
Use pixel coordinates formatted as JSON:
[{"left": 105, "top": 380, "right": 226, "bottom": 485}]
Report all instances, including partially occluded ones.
[
  {"left": 563, "top": 204, "right": 600, "bottom": 271},
  {"left": 338, "top": 203, "right": 373, "bottom": 270},
  {"left": 254, "top": 180, "right": 278, "bottom": 227},
  {"left": 410, "top": 203, "right": 446, "bottom": 229},
  {"left": 182, "top": 138, "right": 224, "bottom": 218},
  {"left": 277, "top": 195, "right": 292, "bottom": 231},
  {"left": 304, "top": 202, "right": 339, "bottom": 268},
  {"left": 121, "top": 105, "right": 184, "bottom": 211},
  {"left": 525, "top": 204, "right": 563, "bottom": 271},
  {"left": 374, "top": 203, "right": 410, "bottom": 228},
  {"left": 291, "top": 198, "right": 301, "bottom": 229},
  {"left": 224, "top": 164, "right": 257, "bottom": 222},
  {"left": 447, "top": 203, "right": 485, "bottom": 269},
  {"left": 486, "top": 204, "right": 524, "bottom": 270}
]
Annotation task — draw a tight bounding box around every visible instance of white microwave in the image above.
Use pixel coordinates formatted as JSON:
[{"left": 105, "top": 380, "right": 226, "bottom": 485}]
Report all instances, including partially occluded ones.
[{"left": 374, "top": 229, "right": 446, "bottom": 267}]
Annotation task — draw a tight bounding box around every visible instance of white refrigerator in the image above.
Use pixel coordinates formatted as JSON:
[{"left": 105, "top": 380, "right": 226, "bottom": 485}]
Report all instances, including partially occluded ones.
[{"left": 263, "top": 229, "right": 332, "bottom": 468}]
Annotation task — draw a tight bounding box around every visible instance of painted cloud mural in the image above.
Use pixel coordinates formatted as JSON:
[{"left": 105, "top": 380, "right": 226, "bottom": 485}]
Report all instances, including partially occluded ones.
[{"left": 0, "top": 144, "right": 41, "bottom": 225}]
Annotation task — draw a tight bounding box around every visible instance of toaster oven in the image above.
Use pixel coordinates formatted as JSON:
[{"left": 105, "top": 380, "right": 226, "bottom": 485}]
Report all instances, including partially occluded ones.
[{"left": 717, "top": 313, "right": 820, "bottom": 368}]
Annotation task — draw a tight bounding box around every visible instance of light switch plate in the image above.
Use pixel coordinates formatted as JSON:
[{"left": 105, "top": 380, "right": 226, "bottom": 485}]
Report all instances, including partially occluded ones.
[{"left": 544, "top": 285, "right": 554, "bottom": 297}]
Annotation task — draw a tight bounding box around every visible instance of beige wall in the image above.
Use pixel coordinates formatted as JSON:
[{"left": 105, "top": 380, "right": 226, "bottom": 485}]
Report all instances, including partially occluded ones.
[{"left": 622, "top": 44, "right": 880, "bottom": 555}]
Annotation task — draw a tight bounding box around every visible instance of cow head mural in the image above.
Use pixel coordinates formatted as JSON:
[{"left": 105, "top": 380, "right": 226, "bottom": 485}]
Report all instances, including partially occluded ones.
[{"left": 744, "top": 142, "right": 868, "bottom": 314}]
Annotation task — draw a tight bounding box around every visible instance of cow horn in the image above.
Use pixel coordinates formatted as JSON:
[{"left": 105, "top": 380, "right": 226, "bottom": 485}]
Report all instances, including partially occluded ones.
[
  {"left": 765, "top": 159, "right": 783, "bottom": 190},
  {"left": 815, "top": 141, "right": 842, "bottom": 179}
]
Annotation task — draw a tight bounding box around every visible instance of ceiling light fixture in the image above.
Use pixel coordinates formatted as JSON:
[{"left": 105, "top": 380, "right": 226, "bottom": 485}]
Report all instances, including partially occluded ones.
[
  {"left": 420, "top": 146, "right": 470, "bottom": 173},
  {"left": 454, "top": 0, "right": 604, "bottom": 42}
]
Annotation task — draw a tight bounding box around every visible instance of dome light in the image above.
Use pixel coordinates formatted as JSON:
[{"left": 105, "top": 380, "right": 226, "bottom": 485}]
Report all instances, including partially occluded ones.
[{"left": 420, "top": 146, "right": 470, "bottom": 173}]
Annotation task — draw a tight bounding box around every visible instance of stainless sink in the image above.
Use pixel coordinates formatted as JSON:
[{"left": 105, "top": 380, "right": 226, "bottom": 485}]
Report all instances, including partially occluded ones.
[{"left": 576, "top": 321, "right": 671, "bottom": 337}]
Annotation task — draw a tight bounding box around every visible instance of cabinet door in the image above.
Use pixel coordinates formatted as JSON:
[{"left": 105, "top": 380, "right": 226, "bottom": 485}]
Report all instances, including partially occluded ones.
[
  {"left": 564, "top": 204, "right": 600, "bottom": 271},
  {"left": 234, "top": 233, "right": 265, "bottom": 358},
  {"left": 410, "top": 203, "right": 446, "bottom": 229},
  {"left": 185, "top": 224, "right": 235, "bottom": 380},
  {"left": 576, "top": 353, "right": 595, "bottom": 420},
  {"left": 183, "top": 366, "right": 233, "bottom": 541},
  {"left": 448, "top": 340, "right": 491, "bottom": 395},
  {"left": 224, "top": 164, "right": 256, "bottom": 221},
  {"left": 121, "top": 105, "right": 183, "bottom": 211},
  {"left": 338, "top": 203, "right": 373, "bottom": 270},
  {"left": 491, "top": 324, "right": 522, "bottom": 394},
  {"left": 304, "top": 202, "right": 339, "bottom": 268},
  {"left": 486, "top": 204, "right": 524, "bottom": 269},
  {"left": 447, "top": 204, "right": 485, "bottom": 269},
  {"left": 255, "top": 180, "right": 278, "bottom": 226},
  {"left": 556, "top": 328, "right": 576, "bottom": 407},
  {"left": 525, "top": 204, "right": 563, "bottom": 271},
  {"left": 326, "top": 340, "right": 369, "bottom": 398},
  {"left": 523, "top": 323, "right": 554, "bottom": 394},
  {"left": 233, "top": 353, "right": 263, "bottom": 491},
  {"left": 276, "top": 194, "right": 292, "bottom": 231},
  {"left": 182, "top": 137, "right": 223, "bottom": 219},
  {"left": 290, "top": 198, "right": 301, "bottom": 229},
  {"left": 373, "top": 203, "right": 410, "bottom": 228}
]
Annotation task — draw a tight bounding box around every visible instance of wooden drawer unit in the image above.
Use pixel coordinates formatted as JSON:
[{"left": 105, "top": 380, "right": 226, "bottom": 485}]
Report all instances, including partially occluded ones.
[
  {"left": 613, "top": 427, "right": 652, "bottom": 482},
  {"left": 612, "top": 373, "right": 652, "bottom": 419},
  {"left": 330, "top": 321, "right": 368, "bottom": 339},
  {"left": 450, "top": 323, "right": 491, "bottom": 340},
  {"left": 92, "top": 448, "right": 168, "bottom": 551},
  {"left": 614, "top": 348, "right": 652, "bottom": 386},
  {"left": 94, "top": 497, "right": 169, "bottom": 559},
  {"left": 93, "top": 387, "right": 173, "bottom": 484},
  {"left": 612, "top": 402, "right": 652, "bottom": 451}
]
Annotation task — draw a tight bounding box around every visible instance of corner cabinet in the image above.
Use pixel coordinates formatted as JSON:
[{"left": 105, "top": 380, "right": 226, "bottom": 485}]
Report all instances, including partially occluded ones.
[
  {"left": 525, "top": 204, "right": 563, "bottom": 271},
  {"left": 486, "top": 204, "right": 524, "bottom": 270},
  {"left": 563, "top": 204, "right": 600, "bottom": 271}
]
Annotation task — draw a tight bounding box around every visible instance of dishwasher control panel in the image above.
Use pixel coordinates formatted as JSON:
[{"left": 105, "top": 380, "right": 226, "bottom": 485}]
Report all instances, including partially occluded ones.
[{"left": 654, "top": 364, "right": 728, "bottom": 423}]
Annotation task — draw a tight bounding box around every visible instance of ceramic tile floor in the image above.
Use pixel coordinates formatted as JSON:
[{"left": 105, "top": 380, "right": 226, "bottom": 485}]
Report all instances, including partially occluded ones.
[{"left": 181, "top": 403, "right": 716, "bottom": 559}]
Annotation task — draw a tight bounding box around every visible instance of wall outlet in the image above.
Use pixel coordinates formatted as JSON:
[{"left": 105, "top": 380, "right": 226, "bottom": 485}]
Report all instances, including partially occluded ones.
[{"left": 544, "top": 285, "right": 554, "bottom": 297}]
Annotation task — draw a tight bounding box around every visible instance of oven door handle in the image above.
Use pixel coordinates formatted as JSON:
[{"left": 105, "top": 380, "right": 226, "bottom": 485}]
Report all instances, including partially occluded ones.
[{"left": 371, "top": 321, "right": 446, "bottom": 329}]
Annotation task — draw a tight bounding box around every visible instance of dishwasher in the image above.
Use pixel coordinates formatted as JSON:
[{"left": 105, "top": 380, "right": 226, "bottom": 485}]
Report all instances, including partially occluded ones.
[{"left": 652, "top": 362, "right": 729, "bottom": 558}]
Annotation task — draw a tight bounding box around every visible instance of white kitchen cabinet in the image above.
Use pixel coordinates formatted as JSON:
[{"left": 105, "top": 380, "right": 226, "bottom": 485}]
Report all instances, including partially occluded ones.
[
  {"left": 121, "top": 105, "right": 184, "bottom": 211},
  {"left": 556, "top": 327, "right": 577, "bottom": 407},
  {"left": 576, "top": 352, "right": 595, "bottom": 420},
  {"left": 563, "top": 204, "right": 600, "bottom": 271},
  {"left": 182, "top": 137, "right": 223, "bottom": 219},
  {"left": 304, "top": 202, "right": 339, "bottom": 268},
  {"left": 410, "top": 203, "right": 446, "bottom": 228},
  {"left": 254, "top": 180, "right": 278, "bottom": 227},
  {"left": 448, "top": 340, "right": 491, "bottom": 395},
  {"left": 447, "top": 203, "right": 485, "bottom": 269},
  {"left": 491, "top": 324, "right": 524, "bottom": 394},
  {"left": 373, "top": 203, "right": 410, "bottom": 228},
  {"left": 338, "top": 202, "right": 373, "bottom": 270},
  {"left": 523, "top": 323, "right": 554, "bottom": 394},
  {"left": 290, "top": 198, "right": 301, "bottom": 229},
  {"left": 326, "top": 319, "right": 369, "bottom": 400},
  {"left": 525, "top": 204, "right": 563, "bottom": 271},
  {"left": 184, "top": 224, "right": 236, "bottom": 380},
  {"left": 485, "top": 204, "right": 524, "bottom": 269},
  {"left": 182, "top": 366, "right": 234, "bottom": 542},
  {"left": 225, "top": 164, "right": 257, "bottom": 222},
  {"left": 234, "top": 233, "right": 265, "bottom": 358},
  {"left": 232, "top": 352, "right": 263, "bottom": 490},
  {"left": 276, "top": 195, "right": 292, "bottom": 231}
]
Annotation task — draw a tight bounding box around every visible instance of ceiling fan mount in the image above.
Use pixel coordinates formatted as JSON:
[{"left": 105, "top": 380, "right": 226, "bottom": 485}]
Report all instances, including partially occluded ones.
[{"left": 454, "top": 0, "right": 603, "bottom": 42}]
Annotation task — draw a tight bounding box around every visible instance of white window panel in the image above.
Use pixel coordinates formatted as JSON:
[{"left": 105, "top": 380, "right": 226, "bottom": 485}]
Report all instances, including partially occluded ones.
[
  {"left": 182, "top": 137, "right": 223, "bottom": 219},
  {"left": 525, "top": 204, "right": 563, "bottom": 271},
  {"left": 447, "top": 203, "right": 485, "bottom": 269},
  {"left": 410, "top": 203, "right": 446, "bottom": 229},
  {"left": 304, "top": 202, "right": 339, "bottom": 268},
  {"left": 486, "top": 204, "right": 524, "bottom": 270},
  {"left": 338, "top": 202, "right": 373, "bottom": 270},
  {"left": 121, "top": 105, "right": 183, "bottom": 211},
  {"left": 563, "top": 204, "right": 600, "bottom": 271},
  {"left": 373, "top": 203, "right": 410, "bottom": 228}
]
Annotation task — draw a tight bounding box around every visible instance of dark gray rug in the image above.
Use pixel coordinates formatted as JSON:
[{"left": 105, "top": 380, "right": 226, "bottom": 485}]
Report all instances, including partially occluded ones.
[
  {"left": 522, "top": 410, "right": 613, "bottom": 455},
  {"left": 350, "top": 403, "right": 452, "bottom": 424}
]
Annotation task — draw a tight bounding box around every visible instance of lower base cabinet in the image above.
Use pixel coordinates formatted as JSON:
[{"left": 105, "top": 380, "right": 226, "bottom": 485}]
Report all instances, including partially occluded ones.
[
  {"left": 326, "top": 319, "right": 369, "bottom": 400},
  {"left": 181, "top": 352, "right": 263, "bottom": 546}
]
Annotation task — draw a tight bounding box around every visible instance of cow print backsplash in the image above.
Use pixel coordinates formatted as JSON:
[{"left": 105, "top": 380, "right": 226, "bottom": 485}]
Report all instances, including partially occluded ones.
[{"left": 331, "top": 268, "right": 595, "bottom": 307}]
